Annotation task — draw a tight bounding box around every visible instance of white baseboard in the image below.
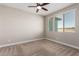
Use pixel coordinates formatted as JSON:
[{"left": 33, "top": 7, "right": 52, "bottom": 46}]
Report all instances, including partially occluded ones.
[
  {"left": 46, "top": 38, "right": 79, "bottom": 50},
  {"left": 0, "top": 38, "right": 43, "bottom": 48},
  {"left": 0, "top": 38, "right": 79, "bottom": 50}
]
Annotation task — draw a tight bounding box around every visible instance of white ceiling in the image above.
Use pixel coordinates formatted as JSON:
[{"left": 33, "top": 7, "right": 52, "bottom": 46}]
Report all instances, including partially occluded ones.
[{"left": 1, "top": 3, "right": 74, "bottom": 16}]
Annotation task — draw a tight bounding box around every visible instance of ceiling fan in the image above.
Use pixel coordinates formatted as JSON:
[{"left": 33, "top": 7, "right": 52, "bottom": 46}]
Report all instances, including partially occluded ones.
[{"left": 28, "top": 3, "right": 49, "bottom": 13}]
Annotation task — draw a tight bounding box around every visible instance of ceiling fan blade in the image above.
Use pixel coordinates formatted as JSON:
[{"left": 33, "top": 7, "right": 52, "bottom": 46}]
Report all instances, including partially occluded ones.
[
  {"left": 41, "top": 3, "right": 49, "bottom": 6},
  {"left": 42, "top": 7, "right": 48, "bottom": 11},
  {"left": 36, "top": 3, "right": 40, "bottom": 6},
  {"left": 36, "top": 9, "right": 39, "bottom": 13},
  {"left": 28, "top": 6, "right": 37, "bottom": 7}
]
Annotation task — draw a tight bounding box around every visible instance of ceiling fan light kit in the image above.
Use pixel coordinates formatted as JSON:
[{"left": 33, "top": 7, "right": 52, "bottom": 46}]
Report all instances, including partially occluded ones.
[{"left": 37, "top": 6, "right": 42, "bottom": 9}]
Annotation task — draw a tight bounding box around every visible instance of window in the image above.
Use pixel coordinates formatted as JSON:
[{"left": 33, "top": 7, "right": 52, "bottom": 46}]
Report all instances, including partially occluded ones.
[
  {"left": 54, "top": 14, "right": 63, "bottom": 32},
  {"left": 64, "top": 10, "right": 75, "bottom": 32},
  {"left": 48, "top": 18, "right": 53, "bottom": 31},
  {"left": 48, "top": 9, "right": 75, "bottom": 32}
]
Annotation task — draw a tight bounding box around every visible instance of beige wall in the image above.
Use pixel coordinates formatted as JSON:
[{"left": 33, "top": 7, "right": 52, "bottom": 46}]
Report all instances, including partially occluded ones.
[
  {"left": 0, "top": 5, "right": 44, "bottom": 45},
  {"left": 45, "top": 4, "right": 79, "bottom": 48}
]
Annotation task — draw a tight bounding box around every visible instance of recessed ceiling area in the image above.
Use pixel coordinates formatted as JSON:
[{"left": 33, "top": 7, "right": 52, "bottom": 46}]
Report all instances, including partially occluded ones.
[{"left": 0, "top": 3, "right": 74, "bottom": 16}]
